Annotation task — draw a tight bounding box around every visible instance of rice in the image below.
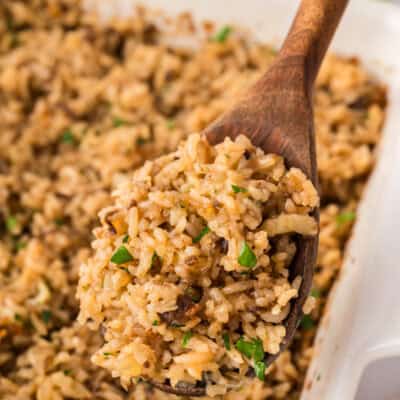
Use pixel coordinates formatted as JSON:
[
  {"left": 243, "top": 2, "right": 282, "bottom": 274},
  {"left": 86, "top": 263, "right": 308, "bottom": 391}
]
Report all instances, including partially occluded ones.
[
  {"left": 0, "top": 1, "right": 386, "bottom": 399},
  {"left": 77, "top": 133, "right": 318, "bottom": 394}
]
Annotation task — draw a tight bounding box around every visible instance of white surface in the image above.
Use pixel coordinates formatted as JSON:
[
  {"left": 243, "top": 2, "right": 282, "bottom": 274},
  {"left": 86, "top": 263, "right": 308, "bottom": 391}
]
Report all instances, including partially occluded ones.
[
  {"left": 355, "top": 357, "right": 400, "bottom": 400},
  {"left": 86, "top": 1, "right": 400, "bottom": 399}
]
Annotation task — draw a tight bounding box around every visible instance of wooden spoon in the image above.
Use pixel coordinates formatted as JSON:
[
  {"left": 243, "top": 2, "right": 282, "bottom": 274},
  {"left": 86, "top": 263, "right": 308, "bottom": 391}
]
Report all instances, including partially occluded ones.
[{"left": 151, "top": 0, "right": 348, "bottom": 396}]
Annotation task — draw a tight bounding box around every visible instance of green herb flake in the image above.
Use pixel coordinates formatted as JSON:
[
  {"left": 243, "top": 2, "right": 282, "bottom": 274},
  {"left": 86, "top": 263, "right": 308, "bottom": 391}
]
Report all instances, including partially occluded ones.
[
  {"left": 232, "top": 184, "right": 247, "bottom": 193},
  {"left": 103, "top": 352, "right": 112, "bottom": 357},
  {"left": 54, "top": 217, "right": 65, "bottom": 226},
  {"left": 193, "top": 226, "right": 210, "bottom": 243},
  {"left": 14, "top": 313, "right": 24, "bottom": 323},
  {"left": 136, "top": 137, "right": 148, "bottom": 146},
  {"left": 310, "top": 288, "right": 321, "bottom": 298},
  {"left": 61, "top": 129, "right": 76, "bottom": 145},
  {"left": 182, "top": 331, "right": 193, "bottom": 348},
  {"left": 254, "top": 360, "right": 266, "bottom": 381},
  {"left": 223, "top": 333, "right": 231, "bottom": 350},
  {"left": 15, "top": 240, "right": 27, "bottom": 252},
  {"left": 122, "top": 235, "right": 129, "bottom": 243},
  {"left": 212, "top": 25, "right": 232, "bottom": 43},
  {"left": 336, "top": 211, "right": 356, "bottom": 226},
  {"left": 252, "top": 338, "right": 265, "bottom": 362},
  {"left": 6, "top": 16, "right": 14, "bottom": 31},
  {"left": 235, "top": 337, "right": 265, "bottom": 361},
  {"left": 235, "top": 337, "right": 254, "bottom": 359},
  {"left": 238, "top": 242, "right": 257, "bottom": 268},
  {"left": 171, "top": 323, "right": 184, "bottom": 328},
  {"left": 10, "top": 33, "right": 19, "bottom": 48},
  {"left": 5, "top": 17, "right": 20, "bottom": 48},
  {"left": 40, "top": 310, "right": 52, "bottom": 324},
  {"left": 152, "top": 320, "right": 159, "bottom": 326},
  {"left": 6, "top": 216, "right": 17, "bottom": 233},
  {"left": 300, "top": 315, "right": 315, "bottom": 331},
  {"left": 166, "top": 119, "right": 175, "bottom": 130},
  {"left": 110, "top": 245, "right": 134, "bottom": 265},
  {"left": 185, "top": 286, "right": 202, "bottom": 303},
  {"left": 113, "top": 117, "right": 127, "bottom": 127},
  {"left": 63, "top": 369, "right": 72, "bottom": 376}
]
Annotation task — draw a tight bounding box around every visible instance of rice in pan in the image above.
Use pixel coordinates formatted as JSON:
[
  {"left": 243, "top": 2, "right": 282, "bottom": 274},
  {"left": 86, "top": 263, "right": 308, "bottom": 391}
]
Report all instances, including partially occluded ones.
[{"left": 0, "top": 1, "right": 386, "bottom": 399}]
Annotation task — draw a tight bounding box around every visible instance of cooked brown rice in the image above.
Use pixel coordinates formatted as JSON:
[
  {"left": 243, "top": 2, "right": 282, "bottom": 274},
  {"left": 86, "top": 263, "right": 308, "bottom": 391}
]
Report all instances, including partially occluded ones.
[
  {"left": 77, "top": 133, "right": 318, "bottom": 395},
  {"left": 0, "top": 1, "right": 386, "bottom": 399}
]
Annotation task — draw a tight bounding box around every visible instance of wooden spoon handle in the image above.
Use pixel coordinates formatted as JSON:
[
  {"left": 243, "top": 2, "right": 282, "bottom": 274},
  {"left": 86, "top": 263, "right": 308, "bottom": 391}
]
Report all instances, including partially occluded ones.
[
  {"left": 279, "top": 0, "right": 349, "bottom": 91},
  {"left": 204, "top": 0, "right": 348, "bottom": 182}
]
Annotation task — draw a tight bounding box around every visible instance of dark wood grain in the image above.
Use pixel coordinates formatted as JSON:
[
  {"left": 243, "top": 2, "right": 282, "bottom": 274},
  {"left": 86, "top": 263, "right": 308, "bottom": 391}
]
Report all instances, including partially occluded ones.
[
  {"left": 153, "top": 0, "right": 348, "bottom": 396},
  {"left": 149, "top": 379, "right": 206, "bottom": 397}
]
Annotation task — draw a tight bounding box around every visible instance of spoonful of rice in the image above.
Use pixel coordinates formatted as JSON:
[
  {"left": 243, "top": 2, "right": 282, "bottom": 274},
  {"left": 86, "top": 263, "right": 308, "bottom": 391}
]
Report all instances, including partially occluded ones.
[{"left": 77, "top": 0, "right": 348, "bottom": 397}]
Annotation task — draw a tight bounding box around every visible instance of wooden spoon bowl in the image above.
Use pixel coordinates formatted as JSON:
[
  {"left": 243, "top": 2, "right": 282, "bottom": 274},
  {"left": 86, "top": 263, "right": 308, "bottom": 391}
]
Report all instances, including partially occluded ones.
[{"left": 151, "top": 0, "right": 348, "bottom": 396}]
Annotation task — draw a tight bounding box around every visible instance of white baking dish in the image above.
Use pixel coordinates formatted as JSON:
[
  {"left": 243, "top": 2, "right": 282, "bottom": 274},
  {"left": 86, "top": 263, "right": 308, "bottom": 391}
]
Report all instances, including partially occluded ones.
[{"left": 86, "top": 1, "right": 400, "bottom": 398}]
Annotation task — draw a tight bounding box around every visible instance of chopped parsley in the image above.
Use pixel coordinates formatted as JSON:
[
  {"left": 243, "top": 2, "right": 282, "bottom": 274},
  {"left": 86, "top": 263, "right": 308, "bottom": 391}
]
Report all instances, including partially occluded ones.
[
  {"left": 6, "top": 216, "right": 17, "bottom": 233},
  {"left": 193, "top": 226, "right": 210, "bottom": 243},
  {"left": 310, "top": 288, "right": 321, "bottom": 298},
  {"left": 236, "top": 337, "right": 265, "bottom": 380},
  {"left": 61, "top": 129, "right": 76, "bottom": 145},
  {"left": 5, "top": 17, "right": 19, "bottom": 48},
  {"left": 40, "top": 310, "right": 52, "bottom": 324},
  {"left": 63, "top": 369, "right": 72, "bottom": 376},
  {"left": 336, "top": 211, "right": 356, "bottom": 226},
  {"left": 232, "top": 184, "right": 247, "bottom": 193},
  {"left": 14, "top": 240, "right": 27, "bottom": 252},
  {"left": 136, "top": 137, "right": 148, "bottom": 146},
  {"left": 103, "top": 352, "right": 112, "bottom": 357},
  {"left": 235, "top": 337, "right": 264, "bottom": 361},
  {"left": 152, "top": 320, "right": 159, "bottom": 326},
  {"left": 113, "top": 117, "right": 127, "bottom": 127},
  {"left": 235, "top": 337, "right": 266, "bottom": 381},
  {"left": 54, "top": 217, "right": 65, "bottom": 226},
  {"left": 254, "top": 360, "right": 266, "bottom": 381},
  {"left": 211, "top": 26, "right": 232, "bottom": 43},
  {"left": 14, "top": 313, "right": 24, "bottom": 323},
  {"left": 185, "top": 286, "right": 202, "bottom": 303},
  {"left": 6, "top": 16, "right": 14, "bottom": 31},
  {"left": 252, "top": 339, "right": 265, "bottom": 362},
  {"left": 14, "top": 314, "right": 33, "bottom": 330},
  {"left": 182, "top": 331, "right": 193, "bottom": 348},
  {"left": 171, "top": 323, "right": 184, "bottom": 328},
  {"left": 223, "top": 333, "right": 231, "bottom": 350},
  {"left": 110, "top": 245, "right": 134, "bottom": 264},
  {"left": 238, "top": 242, "right": 257, "bottom": 268},
  {"left": 300, "top": 315, "right": 315, "bottom": 330},
  {"left": 122, "top": 235, "right": 129, "bottom": 243}
]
